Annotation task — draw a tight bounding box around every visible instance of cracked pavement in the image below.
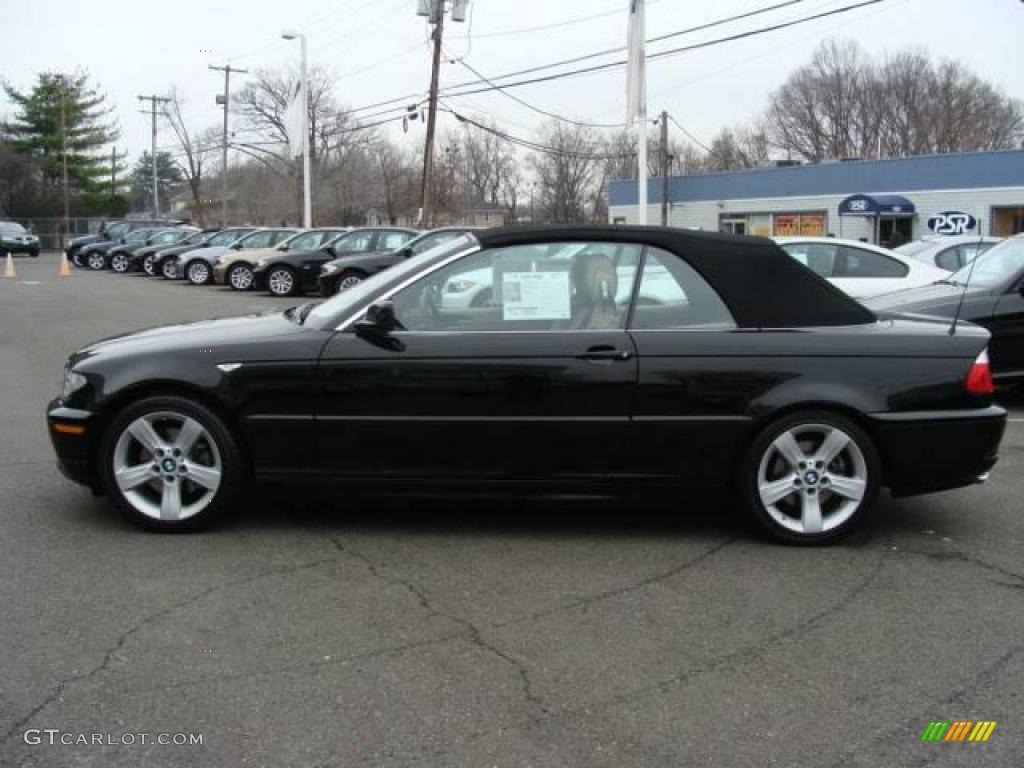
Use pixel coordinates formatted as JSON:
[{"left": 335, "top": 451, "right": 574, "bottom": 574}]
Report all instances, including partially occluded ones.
[{"left": 2, "top": 256, "right": 1023, "bottom": 766}]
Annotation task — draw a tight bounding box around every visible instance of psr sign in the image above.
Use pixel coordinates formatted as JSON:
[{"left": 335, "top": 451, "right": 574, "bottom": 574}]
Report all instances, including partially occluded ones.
[{"left": 927, "top": 211, "right": 977, "bottom": 235}]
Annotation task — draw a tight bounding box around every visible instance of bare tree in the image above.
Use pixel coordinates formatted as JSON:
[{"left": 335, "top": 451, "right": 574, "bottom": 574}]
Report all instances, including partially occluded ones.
[
  {"left": 162, "top": 88, "right": 218, "bottom": 225},
  {"left": 529, "top": 121, "right": 600, "bottom": 224}
]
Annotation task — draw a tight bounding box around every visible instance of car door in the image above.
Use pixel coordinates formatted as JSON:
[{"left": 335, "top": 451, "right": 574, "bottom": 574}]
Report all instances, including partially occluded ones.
[
  {"left": 373, "top": 229, "right": 417, "bottom": 254},
  {"left": 315, "top": 241, "right": 642, "bottom": 481}
]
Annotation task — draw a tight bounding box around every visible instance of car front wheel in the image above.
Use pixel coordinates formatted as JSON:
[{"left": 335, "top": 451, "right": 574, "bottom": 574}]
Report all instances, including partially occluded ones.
[
  {"left": 267, "top": 266, "right": 299, "bottom": 297},
  {"left": 186, "top": 260, "right": 212, "bottom": 285},
  {"left": 110, "top": 253, "right": 128, "bottom": 273},
  {"left": 99, "top": 396, "right": 245, "bottom": 531},
  {"left": 228, "top": 263, "right": 254, "bottom": 291},
  {"left": 87, "top": 252, "right": 106, "bottom": 270},
  {"left": 337, "top": 269, "right": 366, "bottom": 292},
  {"left": 161, "top": 259, "right": 177, "bottom": 279},
  {"left": 739, "top": 411, "right": 879, "bottom": 545}
]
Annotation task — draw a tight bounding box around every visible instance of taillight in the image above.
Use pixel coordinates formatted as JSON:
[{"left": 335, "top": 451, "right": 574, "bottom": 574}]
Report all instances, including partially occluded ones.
[{"left": 966, "top": 349, "right": 995, "bottom": 395}]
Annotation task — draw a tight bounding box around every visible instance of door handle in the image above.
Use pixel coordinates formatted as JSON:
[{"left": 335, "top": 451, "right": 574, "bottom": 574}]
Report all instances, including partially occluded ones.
[{"left": 578, "top": 345, "right": 632, "bottom": 361}]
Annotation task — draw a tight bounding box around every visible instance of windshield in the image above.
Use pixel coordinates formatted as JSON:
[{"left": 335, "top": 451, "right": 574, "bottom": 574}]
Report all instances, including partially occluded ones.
[
  {"left": 209, "top": 230, "right": 249, "bottom": 247},
  {"left": 153, "top": 229, "right": 185, "bottom": 244},
  {"left": 0, "top": 222, "right": 26, "bottom": 235},
  {"left": 307, "top": 234, "right": 477, "bottom": 325},
  {"left": 180, "top": 231, "right": 208, "bottom": 245},
  {"left": 948, "top": 237, "right": 1024, "bottom": 288}
]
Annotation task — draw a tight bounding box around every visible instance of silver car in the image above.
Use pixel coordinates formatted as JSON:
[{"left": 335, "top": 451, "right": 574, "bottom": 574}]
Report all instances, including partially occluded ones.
[{"left": 895, "top": 235, "right": 1002, "bottom": 272}]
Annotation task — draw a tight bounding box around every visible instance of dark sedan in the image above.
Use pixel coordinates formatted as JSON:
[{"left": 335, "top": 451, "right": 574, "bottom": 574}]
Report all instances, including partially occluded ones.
[
  {"left": 47, "top": 226, "right": 1006, "bottom": 543},
  {"left": 319, "top": 226, "right": 480, "bottom": 296},
  {"left": 864, "top": 234, "right": 1024, "bottom": 383},
  {"left": 69, "top": 219, "right": 182, "bottom": 267},
  {"left": 80, "top": 227, "right": 165, "bottom": 270},
  {"left": 253, "top": 227, "right": 418, "bottom": 297},
  {"left": 109, "top": 227, "right": 199, "bottom": 273}
]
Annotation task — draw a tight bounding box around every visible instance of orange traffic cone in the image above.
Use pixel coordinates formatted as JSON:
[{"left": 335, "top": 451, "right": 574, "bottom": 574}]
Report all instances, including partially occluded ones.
[
  {"left": 4, "top": 253, "right": 15, "bottom": 279},
  {"left": 58, "top": 253, "right": 72, "bottom": 277}
]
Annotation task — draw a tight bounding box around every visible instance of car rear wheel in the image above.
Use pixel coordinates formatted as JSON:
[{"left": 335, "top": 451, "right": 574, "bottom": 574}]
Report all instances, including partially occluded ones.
[
  {"left": 87, "top": 252, "right": 106, "bottom": 270},
  {"left": 30, "top": 250, "right": 39, "bottom": 258},
  {"left": 143, "top": 255, "right": 157, "bottom": 276},
  {"left": 228, "top": 263, "right": 254, "bottom": 291},
  {"left": 110, "top": 253, "right": 128, "bottom": 273},
  {"left": 267, "top": 266, "right": 299, "bottom": 297},
  {"left": 161, "top": 259, "right": 177, "bottom": 279},
  {"left": 337, "top": 269, "right": 366, "bottom": 292},
  {"left": 739, "top": 411, "right": 879, "bottom": 545},
  {"left": 186, "top": 260, "right": 211, "bottom": 285},
  {"left": 99, "top": 396, "right": 245, "bottom": 531},
  {"left": 72, "top": 252, "right": 84, "bottom": 268}
]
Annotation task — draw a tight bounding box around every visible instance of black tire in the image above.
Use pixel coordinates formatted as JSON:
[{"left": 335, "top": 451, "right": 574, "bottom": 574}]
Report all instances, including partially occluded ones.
[
  {"left": 86, "top": 251, "right": 106, "bottom": 271},
  {"left": 227, "top": 263, "right": 254, "bottom": 291},
  {"left": 185, "top": 259, "right": 212, "bottom": 285},
  {"left": 72, "top": 251, "right": 84, "bottom": 268},
  {"left": 110, "top": 253, "right": 129, "bottom": 273},
  {"left": 98, "top": 395, "right": 246, "bottom": 532},
  {"left": 161, "top": 258, "right": 178, "bottom": 280},
  {"left": 30, "top": 250, "right": 39, "bottom": 259},
  {"left": 143, "top": 255, "right": 157, "bottom": 276},
  {"left": 335, "top": 269, "right": 367, "bottom": 294},
  {"left": 737, "top": 410, "right": 880, "bottom": 545},
  {"left": 267, "top": 265, "right": 300, "bottom": 297}
]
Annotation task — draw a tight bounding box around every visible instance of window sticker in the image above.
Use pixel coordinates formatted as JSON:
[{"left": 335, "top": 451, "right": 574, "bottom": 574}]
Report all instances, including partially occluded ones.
[{"left": 501, "top": 271, "right": 571, "bottom": 320}]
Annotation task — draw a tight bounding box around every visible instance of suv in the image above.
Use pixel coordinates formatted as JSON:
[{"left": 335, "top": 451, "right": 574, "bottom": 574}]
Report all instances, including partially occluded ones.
[{"left": 0, "top": 221, "right": 40, "bottom": 258}]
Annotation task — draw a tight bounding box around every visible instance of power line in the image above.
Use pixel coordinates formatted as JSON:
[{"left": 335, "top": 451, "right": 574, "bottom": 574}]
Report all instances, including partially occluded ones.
[{"left": 345, "top": 0, "right": 818, "bottom": 116}]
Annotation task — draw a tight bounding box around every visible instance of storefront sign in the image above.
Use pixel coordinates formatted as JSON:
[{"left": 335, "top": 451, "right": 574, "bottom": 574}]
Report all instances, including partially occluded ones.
[
  {"left": 927, "top": 211, "right": 977, "bottom": 235},
  {"left": 773, "top": 213, "right": 826, "bottom": 237}
]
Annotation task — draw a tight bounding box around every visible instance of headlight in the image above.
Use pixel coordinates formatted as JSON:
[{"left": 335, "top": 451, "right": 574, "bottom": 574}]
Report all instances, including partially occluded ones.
[
  {"left": 446, "top": 279, "right": 477, "bottom": 293},
  {"left": 322, "top": 263, "right": 339, "bottom": 275},
  {"left": 61, "top": 366, "right": 87, "bottom": 399}
]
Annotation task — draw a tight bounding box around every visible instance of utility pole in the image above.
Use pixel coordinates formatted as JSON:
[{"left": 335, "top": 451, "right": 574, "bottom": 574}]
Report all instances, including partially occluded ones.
[
  {"left": 660, "top": 110, "right": 669, "bottom": 227},
  {"left": 209, "top": 64, "right": 248, "bottom": 227},
  {"left": 419, "top": 1, "right": 446, "bottom": 228},
  {"left": 59, "top": 78, "right": 70, "bottom": 247},
  {"left": 138, "top": 94, "right": 170, "bottom": 216}
]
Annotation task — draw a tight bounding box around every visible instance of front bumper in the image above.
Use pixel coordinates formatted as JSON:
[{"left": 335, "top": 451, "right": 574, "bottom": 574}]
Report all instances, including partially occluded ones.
[
  {"left": 870, "top": 405, "right": 1007, "bottom": 497},
  {"left": 2, "top": 241, "right": 40, "bottom": 255},
  {"left": 46, "top": 400, "right": 97, "bottom": 490},
  {"left": 318, "top": 273, "right": 340, "bottom": 297}
]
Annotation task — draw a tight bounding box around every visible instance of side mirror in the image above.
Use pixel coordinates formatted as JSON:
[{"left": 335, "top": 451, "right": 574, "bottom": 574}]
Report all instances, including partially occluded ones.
[
  {"left": 399, "top": 246, "right": 413, "bottom": 259},
  {"left": 354, "top": 302, "right": 404, "bottom": 350}
]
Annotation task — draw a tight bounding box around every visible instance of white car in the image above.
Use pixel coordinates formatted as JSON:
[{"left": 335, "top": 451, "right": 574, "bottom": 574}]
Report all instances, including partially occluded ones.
[
  {"left": 774, "top": 237, "right": 948, "bottom": 300},
  {"left": 894, "top": 235, "right": 1002, "bottom": 272}
]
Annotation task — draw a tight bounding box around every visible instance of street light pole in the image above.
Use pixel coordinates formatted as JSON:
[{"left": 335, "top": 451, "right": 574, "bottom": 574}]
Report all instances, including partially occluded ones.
[{"left": 282, "top": 31, "right": 312, "bottom": 228}]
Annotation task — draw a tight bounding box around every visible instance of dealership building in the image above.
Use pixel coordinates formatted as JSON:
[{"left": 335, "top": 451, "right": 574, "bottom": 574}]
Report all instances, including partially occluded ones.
[{"left": 607, "top": 149, "right": 1024, "bottom": 248}]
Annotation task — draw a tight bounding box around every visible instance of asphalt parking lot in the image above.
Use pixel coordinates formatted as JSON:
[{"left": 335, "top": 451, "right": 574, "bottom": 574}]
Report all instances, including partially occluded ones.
[{"left": 1, "top": 253, "right": 1023, "bottom": 767}]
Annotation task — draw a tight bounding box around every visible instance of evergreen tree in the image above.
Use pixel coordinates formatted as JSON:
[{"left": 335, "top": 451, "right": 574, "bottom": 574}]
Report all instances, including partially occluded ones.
[
  {"left": 129, "top": 152, "right": 184, "bottom": 212},
  {"left": 2, "top": 71, "right": 120, "bottom": 211}
]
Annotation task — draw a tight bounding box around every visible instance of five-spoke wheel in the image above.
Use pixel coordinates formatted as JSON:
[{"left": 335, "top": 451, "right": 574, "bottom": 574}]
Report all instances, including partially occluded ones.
[
  {"left": 742, "top": 412, "right": 879, "bottom": 544},
  {"left": 101, "top": 396, "right": 243, "bottom": 530}
]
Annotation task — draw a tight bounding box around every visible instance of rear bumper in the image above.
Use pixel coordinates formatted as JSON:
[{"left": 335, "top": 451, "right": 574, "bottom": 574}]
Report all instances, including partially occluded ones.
[
  {"left": 869, "top": 405, "right": 1007, "bottom": 497},
  {"left": 46, "top": 400, "right": 97, "bottom": 490}
]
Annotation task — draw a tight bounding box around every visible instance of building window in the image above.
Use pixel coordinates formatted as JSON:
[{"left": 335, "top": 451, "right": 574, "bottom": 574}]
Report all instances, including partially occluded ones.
[
  {"left": 773, "top": 212, "right": 827, "bottom": 237},
  {"left": 993, "top": 206, "right": 1024, "bottom": 237}
]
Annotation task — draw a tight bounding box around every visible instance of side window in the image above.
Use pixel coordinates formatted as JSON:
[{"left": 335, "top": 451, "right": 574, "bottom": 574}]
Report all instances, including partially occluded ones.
[
  {"left": 935, "top": 246, "right": 961, "bottom": 271},
  {"left": 241, "top": 232, "right": 274, "bottom": 249},
  {"left": 389, "top": 242, "right": 642, "bottom": 332},
  {"left": 337, "top": 232, "right": 374, "bottom": 252},
  {"left": 379, "top": 231, "right": 416, "bottom": 251},
  {"left": 781, "top": 243, "right": 838, "bottom": 277},
  {"left": 630, "top": 247, "right": 735, "bottom": 330},
  {"left": 269, "top": 231, "right": 293, "bottom": 246},
  {"left": 838, "top": 246, "right": 908, "bottom": 278}
]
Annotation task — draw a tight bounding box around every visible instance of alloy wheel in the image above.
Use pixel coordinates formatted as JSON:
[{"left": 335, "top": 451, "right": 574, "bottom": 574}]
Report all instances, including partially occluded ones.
[
  {"left": 162, "top": 259, "right": 177, "bottom": 279},
  {"left": 188, "top": 261, "right": 210, "bottom": 284},
  {"left": 111, "top": 254, "right": 127, "bottom": 272},
  {"left": 268, "top": 268, "right": 295, "bottom": 296},
  {"left": 143, "top": 255, "right": 156, "bottom": 276},
  {"left": 88, "top": 253, "right": 105, "bottom": 270},
  {"left": 112, "top": 412, "right": 222, "bottom": 522},
  {"left": 229, "top": 265, "right": 253, "bottom": 290},
  {"left": 338, "top": 274, "right": 363, "bottom": 291},
  {"left": 756, "top": 423, "right": 868, "bottom": 536}
]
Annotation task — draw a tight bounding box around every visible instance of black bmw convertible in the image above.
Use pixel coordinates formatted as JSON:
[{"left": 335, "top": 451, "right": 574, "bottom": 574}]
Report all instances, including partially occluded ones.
[{"left": 47, "top": 226, "right": 1006, "bottom": 543}]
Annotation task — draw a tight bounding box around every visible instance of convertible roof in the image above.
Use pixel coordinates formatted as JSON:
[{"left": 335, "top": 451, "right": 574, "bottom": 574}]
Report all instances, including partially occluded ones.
[{"left": 476, "top": 225, "right": 876, "bottom": 328}]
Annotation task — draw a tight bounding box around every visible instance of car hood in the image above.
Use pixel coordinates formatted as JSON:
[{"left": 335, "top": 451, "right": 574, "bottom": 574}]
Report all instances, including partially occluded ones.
[
  {"left": 180, "top": 245, "right": 230, "bottom": 261},
  {"left": 862, "top": 281, "right": 985, "bottom": 317},
  {"left": 70, "top": 234, "right": 105, "bottom": 247},
  {"left": 70, "top": 311, "right": 303, "bottom": 368},
  {"left": 323, "top": 248, "right": 392, "bottom": 270}
]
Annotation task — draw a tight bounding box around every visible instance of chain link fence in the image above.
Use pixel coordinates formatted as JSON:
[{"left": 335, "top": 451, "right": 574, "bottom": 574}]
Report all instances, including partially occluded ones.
[{"left": 11, "top": 217, "right": 107, "bottom": 251}]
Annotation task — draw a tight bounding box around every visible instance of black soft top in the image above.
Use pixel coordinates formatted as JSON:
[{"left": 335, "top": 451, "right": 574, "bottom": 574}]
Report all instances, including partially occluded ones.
[{"left": 476, "top": 225, "right": 876, "bottom": 328}]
